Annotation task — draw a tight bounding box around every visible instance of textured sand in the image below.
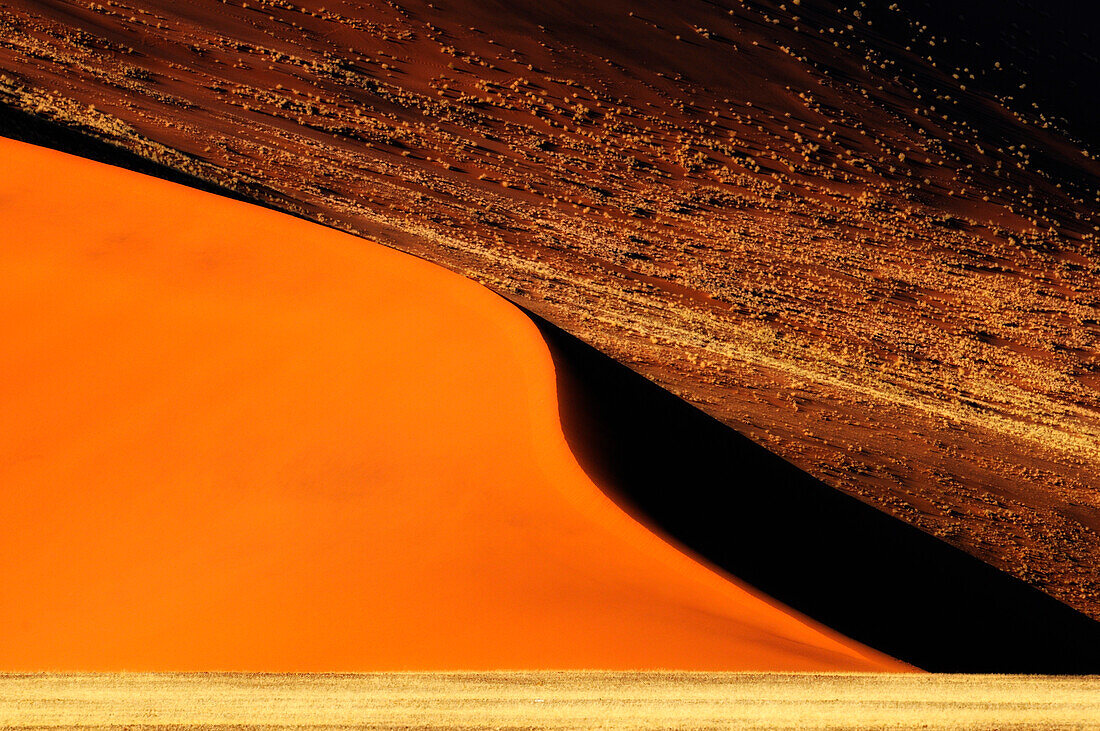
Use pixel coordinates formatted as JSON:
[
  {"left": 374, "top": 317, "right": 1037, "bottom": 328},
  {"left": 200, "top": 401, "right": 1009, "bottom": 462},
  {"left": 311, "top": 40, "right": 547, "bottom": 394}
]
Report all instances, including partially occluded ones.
[{"left": 1, "top": 672, "right": 1098, "bottom": 730}]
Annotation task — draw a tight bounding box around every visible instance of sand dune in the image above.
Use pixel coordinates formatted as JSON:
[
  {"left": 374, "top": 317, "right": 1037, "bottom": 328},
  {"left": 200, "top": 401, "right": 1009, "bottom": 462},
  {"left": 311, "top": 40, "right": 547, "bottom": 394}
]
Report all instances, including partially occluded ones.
[
  {"left": 3, "top": 0, "right": 1098, "bottom": 625},
  {"left": 0, "top": 138, "right": 902, "bottom": 672}
]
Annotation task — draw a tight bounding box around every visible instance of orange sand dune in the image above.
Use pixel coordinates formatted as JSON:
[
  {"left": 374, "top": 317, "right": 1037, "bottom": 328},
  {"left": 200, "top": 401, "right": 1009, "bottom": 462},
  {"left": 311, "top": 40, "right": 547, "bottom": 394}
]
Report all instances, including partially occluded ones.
[{"left": 0, "top": 137, "right": 903, "bottom": 672}]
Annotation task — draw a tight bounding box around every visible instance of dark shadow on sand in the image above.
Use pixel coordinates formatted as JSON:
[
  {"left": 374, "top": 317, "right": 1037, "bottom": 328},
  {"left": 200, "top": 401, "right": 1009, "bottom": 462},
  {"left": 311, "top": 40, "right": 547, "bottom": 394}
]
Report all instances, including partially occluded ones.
[
  {"left": 530, "top": 312, "right": 1100, "bottom": 673},
  {"left": 0, "top": 103, "right": 283, "bottom": 208}
]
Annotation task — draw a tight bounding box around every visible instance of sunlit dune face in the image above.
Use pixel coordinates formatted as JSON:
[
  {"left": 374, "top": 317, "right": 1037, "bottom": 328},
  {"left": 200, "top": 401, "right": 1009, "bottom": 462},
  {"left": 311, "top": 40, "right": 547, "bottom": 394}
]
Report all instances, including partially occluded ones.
[{"left": 0, "top": 138, "right": 905, "bottom": 672}]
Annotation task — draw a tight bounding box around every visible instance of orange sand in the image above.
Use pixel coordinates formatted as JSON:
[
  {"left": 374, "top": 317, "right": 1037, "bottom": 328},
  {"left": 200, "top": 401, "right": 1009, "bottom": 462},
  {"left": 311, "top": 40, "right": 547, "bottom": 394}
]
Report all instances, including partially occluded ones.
[{"left": 0, "top": 137, "right": 904, "bottom": 672}]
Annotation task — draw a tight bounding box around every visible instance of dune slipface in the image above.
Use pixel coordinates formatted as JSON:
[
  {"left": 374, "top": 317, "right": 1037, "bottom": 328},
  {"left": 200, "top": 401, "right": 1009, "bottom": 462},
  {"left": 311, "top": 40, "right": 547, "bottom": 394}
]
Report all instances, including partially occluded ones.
[{"left": 0, "top": 138, "right": 902, "bottom": 672}]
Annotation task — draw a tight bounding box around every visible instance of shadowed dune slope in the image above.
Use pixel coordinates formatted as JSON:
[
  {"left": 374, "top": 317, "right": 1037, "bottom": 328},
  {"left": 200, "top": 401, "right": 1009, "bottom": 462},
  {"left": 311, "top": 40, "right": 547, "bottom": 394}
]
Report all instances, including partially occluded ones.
[
  {"left": 535, "top": 316, "right": 1100, "bottom": 674},
  {"left": 0, "top": 137, "right": 902, "bottom": 672}
]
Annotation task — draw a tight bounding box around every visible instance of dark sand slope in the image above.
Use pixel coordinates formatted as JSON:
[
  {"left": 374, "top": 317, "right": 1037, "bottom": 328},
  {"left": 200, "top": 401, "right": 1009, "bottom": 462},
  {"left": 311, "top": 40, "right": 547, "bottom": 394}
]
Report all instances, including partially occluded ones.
[
  {"left": 534, "top": 315, "right": 1100, "bottom": 673},
  {"left": 0, "top": 137, "right": 902, "bottom": 672}
]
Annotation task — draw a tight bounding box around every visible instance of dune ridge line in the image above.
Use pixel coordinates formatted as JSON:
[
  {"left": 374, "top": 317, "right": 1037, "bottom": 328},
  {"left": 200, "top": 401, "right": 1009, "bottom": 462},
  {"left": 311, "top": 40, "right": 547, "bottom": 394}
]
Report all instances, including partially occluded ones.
[{"left": 0, "top": 136, "right": 901, "bottom": 673}]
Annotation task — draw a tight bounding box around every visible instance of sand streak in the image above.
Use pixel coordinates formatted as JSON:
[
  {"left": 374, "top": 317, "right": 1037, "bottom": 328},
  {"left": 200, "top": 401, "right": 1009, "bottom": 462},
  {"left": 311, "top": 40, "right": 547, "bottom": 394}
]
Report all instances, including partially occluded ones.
[{"left": 1, "top": 672, "right": 1098, "bottom": 730}]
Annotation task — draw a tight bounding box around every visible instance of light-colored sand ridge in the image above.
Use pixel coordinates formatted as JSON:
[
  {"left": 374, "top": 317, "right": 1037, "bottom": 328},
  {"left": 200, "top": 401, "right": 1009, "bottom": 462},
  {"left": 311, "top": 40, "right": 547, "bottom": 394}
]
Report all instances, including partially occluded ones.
[
  {"left": 2, "top": 672, "right": 1098, "bottom": 730},
  {"left": 0, "top": 138, "right": 901, "bottom": 672}
]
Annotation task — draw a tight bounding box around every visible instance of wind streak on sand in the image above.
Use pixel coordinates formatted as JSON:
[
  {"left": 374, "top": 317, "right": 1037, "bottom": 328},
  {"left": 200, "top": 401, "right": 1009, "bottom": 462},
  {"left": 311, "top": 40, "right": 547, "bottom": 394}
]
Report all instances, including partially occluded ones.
[{"left": 1, "top": 672, "right": 1099, "bottom": 730}]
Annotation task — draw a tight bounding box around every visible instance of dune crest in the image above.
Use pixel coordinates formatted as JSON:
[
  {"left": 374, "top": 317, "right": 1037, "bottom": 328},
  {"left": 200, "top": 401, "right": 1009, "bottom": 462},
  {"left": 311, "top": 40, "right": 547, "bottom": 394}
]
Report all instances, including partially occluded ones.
[{"left": 0, "top": 138, "right": 901, "bottom": 672}]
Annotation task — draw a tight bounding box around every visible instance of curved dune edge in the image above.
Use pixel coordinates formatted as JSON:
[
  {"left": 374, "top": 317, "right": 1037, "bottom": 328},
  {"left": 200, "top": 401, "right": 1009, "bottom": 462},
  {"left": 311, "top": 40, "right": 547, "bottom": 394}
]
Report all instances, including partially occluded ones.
[
  {"left": 536, "top": 310, "right": 1100, "bottom": 673},
  {"left": 0, "top": 137, "right": 905, "bottom": 672}
]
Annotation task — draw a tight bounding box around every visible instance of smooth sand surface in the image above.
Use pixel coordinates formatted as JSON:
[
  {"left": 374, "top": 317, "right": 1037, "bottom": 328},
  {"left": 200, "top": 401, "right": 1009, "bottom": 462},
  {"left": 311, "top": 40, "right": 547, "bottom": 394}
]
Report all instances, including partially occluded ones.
[
  {"left": 2, "top": 673, "right": 1098, "bottom": 730},
  {"left": 0, "top": 137, "right": 901, "bottom": 672}
]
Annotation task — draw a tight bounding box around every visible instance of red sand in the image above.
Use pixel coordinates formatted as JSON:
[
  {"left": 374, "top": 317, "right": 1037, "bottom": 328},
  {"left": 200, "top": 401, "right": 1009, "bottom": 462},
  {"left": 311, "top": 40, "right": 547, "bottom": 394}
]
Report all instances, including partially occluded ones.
[{"left": 0, "top": 138, "right": 904, "bottom": 672}]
